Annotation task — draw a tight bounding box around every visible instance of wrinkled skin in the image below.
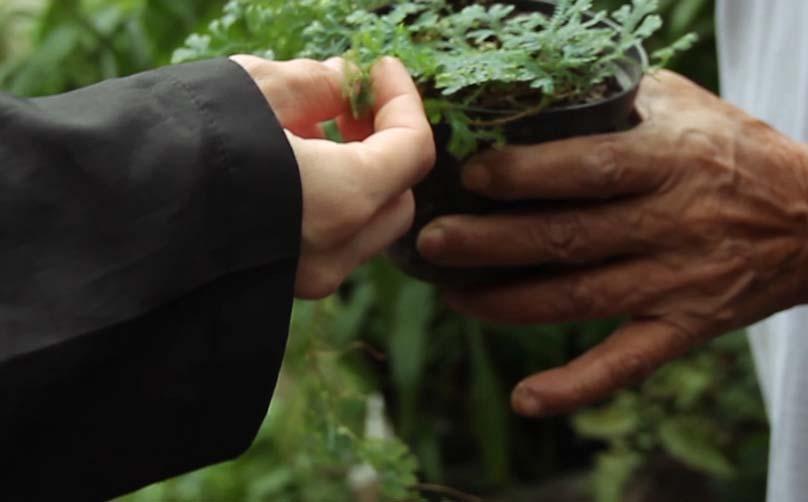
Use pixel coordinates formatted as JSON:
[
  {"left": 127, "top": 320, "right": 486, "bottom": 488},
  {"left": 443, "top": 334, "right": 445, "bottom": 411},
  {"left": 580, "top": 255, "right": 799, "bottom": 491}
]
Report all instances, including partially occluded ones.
[
  {"left": 418, "top": 70, "right": 808, "bottom": 417},
  {"left": 232, "top": 56, "right": 435, "bottom": 299}
]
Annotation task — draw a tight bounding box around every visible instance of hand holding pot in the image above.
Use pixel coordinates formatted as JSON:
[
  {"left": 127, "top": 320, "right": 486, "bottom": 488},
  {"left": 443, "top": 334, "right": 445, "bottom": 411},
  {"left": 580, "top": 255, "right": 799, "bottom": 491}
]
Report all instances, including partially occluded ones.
[
  {"left": 417, "top": 70, "right": 808, "bottom": 417},
  {"left": 232, "top": 56, "right": 435, "bottom": 299}
]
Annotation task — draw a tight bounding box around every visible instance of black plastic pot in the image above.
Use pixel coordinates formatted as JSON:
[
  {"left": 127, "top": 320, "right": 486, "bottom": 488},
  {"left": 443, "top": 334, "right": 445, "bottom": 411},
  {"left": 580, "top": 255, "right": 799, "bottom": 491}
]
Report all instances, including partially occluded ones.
[{"left": 387, "top": 0, "right": 647, "bottom": 287}]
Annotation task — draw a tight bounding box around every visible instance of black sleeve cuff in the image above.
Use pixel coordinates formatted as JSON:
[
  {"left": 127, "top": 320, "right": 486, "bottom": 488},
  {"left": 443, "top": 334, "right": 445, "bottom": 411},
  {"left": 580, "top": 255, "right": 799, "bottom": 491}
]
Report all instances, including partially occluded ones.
[{"left": 156, "top": 58, "right": 303, "bottom": 273}]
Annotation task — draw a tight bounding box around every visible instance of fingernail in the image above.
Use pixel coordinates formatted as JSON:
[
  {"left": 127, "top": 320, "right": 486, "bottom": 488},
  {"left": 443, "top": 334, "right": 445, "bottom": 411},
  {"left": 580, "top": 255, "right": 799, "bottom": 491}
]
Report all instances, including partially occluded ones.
[
  {"left": 417, "top": 225, "right": 446, "bottom": 259},
  {"left": 512, "top": 385, "right": 542, "bottom": 416},
  {"left": 463, "top": 163, "right": 490, "bottom": 192},
  {"left": 323, "top": 58, "right": 343, "bottom": 72}
]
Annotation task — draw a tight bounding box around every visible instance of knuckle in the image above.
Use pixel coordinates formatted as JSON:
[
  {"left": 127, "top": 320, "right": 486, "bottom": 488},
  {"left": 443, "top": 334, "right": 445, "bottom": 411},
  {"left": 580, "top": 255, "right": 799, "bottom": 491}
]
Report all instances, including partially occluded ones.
[
  {"left": 679, "top": 130, "right": 736, "bottom": 189},
  {"left": 422, "top": 131, "right": 438, "bottom": 171},
  {"left": 544, "top": 213, "right": 588, "bottom": 263},
  {"left": 521, "top": 223, "right": 563, "bottom": 264},
  {"left": 307, "top": 215, "right": 346, "bottom": 250},
  {"left": 319, "top": 67, "right": 344, "bottom": 99},
  {"left": 343, "top": 152, "right": 378, "bottom": 212},
  {"left": 349, "top": 192, "right": 377, "bottom": 226},
  {"left": 586, "top": 353, "right": 651, "bottom": 399},
  {"left": 586, "top": 139, "right": 626, "bottom": 193},
  {"left": 297, "top": 263, "right": 345, "bottom": 299},
  {"left": 682, "top": 129, "right": 726, "bottom": 164},
  {"left": 662, "top": 316, "right": 703, "bottom": 348},
  {"left": 289, "top": 59, "right": 343, "bottom": 97},
  {"left": 524, "top": 224, "right": 550, "bottom": 256},
  {"left": 315, "top": 223, "right": 350, "bottom": 250},
  {"left": 293, "top": 58, "right": 326, "bottom": 75},
  {"left": 231, "top": 54, "right": 266, "bottom": 72},
  {"left": 558, "top": 277, "right": 596, "bottom": 319},
  {"left": 323, "top": 198, "right": 374, "bottom": 247},
  {"left": 613, "top": 352, "right": 654, "bottom": 384},
  {"left": 568, "top": 371, "right": 606, "bottom": 409},
  {"left": 306, "top": 193, "right": 373, "bottom": 251},
  {"left": 658, "top": 69, "right": 687, "bottom": 87},
  {"left": 489, "top": 149, "right": 529, "bottom": 198},
  {"left": 413, "top": 128, "right": 437, "bottom": 178}
]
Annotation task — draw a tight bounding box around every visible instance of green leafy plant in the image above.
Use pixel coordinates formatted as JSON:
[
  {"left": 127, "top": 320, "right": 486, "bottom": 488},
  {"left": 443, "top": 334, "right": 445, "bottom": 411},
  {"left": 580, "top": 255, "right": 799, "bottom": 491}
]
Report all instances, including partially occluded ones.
[
  {"left": 320, "top": 0, "right": 696, "bottom": 157},
  {"left": 0, "top": 0, "right": 40, "bottom": 64},
  {"left": 0, "top": 0, "right": 225, "bottom": 96},
  {"left": 177, "top": 0, "right": 695, "bottom": 158},
  {"left": 123, "top": 292, "right": 424, "bottom": 502}
]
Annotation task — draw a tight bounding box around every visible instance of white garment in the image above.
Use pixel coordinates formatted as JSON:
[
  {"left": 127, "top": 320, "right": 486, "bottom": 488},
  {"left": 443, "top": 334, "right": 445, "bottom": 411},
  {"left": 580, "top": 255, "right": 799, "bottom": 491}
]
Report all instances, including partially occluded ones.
[{"left": 717, "top": 1, "right": 808, "bottom": 500}]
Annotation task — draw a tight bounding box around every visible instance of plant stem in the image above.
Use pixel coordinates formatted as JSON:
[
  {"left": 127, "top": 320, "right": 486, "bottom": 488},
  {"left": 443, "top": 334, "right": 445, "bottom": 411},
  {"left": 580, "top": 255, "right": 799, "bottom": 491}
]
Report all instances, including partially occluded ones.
[
  {"left": 347, "top": 340, "right": 388, "bottom": 362},
  {"left": 467, "top": 98, "right": 550, "bottom": 127},
  {"left": 463, "top": 90, "right": 589, "bottom": 127},
  {"left": 414, "top": 483, "right": 487, "bottom": 502}
]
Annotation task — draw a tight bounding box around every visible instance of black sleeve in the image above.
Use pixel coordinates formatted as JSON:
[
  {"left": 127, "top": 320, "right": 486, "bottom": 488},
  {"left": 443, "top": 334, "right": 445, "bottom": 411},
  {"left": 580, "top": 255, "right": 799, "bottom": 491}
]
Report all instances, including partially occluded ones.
[{"left": 0, "top": 59, "right": 302, "bottom": 500}]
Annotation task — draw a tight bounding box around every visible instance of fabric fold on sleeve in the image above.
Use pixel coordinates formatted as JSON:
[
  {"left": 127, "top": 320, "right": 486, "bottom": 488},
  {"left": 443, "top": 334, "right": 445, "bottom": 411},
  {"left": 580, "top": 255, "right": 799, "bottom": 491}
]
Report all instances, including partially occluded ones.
[{"left": 0, "top": 59, "right": 302, "bottom": 500}]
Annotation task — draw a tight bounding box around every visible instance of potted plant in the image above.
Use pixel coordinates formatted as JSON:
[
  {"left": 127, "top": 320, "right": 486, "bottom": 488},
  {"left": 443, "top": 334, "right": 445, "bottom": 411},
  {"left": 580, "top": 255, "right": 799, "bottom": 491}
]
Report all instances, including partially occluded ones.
[
  {"left": 295, "top": 0, "right": 696, "bottom": 285},
  {"left": 177, "top": 0, "right": 694, "bottom": 286}
]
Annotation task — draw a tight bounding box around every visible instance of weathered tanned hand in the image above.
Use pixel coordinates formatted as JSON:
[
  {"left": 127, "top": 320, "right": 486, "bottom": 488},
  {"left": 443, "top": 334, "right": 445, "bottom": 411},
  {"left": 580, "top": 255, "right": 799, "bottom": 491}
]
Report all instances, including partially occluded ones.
[{"left": 417, "top": 70, "right": 808, "bottom": 417}]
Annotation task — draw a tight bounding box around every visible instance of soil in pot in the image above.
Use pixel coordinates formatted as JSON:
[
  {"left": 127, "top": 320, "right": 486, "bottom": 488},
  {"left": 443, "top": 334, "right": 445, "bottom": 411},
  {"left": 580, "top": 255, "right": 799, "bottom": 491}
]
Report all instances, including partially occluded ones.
[{"left": 387, "top": 0, "right": 647, "bottom": 287}]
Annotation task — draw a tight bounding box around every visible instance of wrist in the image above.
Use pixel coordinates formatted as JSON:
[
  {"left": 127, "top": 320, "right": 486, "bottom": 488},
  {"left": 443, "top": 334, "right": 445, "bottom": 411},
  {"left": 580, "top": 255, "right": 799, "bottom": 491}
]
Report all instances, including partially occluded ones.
[
  {"left": 791, "top": 140, "right": 808, "bottom": 304},
  {"left": 798, "top": 141, "right": 808, "bottom": 180}
]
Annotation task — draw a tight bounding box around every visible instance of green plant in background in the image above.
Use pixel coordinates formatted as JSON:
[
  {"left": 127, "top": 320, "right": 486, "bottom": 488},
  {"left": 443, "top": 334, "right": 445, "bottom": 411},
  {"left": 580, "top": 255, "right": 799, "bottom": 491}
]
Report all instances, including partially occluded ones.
[
  {"left": 124, "top": 280, "right": 425, "bottom": 502},
  {"left": 0, "top": 0, "right": 226, "bottom": 96},
  {"left": 170, "top": 0, "right": 377, "bottom": 64},
  {"left": 1, "top": 1, "right": 768, "bottom": 501},
  {"left": 0, "top": 0, "right": 41, "bottom": 64},
  {"left": 574, "top": 332, "right": 768, "bottom": 502}
]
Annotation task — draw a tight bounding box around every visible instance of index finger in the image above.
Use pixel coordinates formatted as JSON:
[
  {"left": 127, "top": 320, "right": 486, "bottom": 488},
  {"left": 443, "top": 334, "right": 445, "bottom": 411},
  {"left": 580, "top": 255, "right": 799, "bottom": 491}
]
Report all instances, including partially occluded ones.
[
  {"left": 356, "top": 57, "right": 436, "bottom": 204},
  {"left": 462, "top": 128, "right": 672, "bottom": 201}
]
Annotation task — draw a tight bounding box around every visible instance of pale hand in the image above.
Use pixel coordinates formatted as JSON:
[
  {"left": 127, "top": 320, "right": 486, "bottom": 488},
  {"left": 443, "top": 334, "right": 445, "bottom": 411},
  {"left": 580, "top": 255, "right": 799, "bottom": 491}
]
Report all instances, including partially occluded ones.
[{"left": 232, "top": 56, "right": 435, "bottom": 299}]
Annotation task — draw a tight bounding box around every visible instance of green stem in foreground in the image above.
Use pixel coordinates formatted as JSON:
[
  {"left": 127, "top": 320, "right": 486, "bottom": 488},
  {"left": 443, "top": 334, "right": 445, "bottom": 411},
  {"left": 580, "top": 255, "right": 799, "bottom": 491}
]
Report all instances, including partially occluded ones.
[
  {"left": 414, "top": 483, "right": 486, "bottom": 502},
  {"left": 467, "top": 95, "right": 554, "bottom": 127}
]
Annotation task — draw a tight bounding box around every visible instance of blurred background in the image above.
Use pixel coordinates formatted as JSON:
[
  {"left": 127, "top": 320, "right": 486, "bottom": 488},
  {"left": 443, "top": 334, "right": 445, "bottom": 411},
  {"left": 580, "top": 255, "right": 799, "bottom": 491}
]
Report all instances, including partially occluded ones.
[{"left": 0, "top": 1, "right": 769, "bottom": 501}]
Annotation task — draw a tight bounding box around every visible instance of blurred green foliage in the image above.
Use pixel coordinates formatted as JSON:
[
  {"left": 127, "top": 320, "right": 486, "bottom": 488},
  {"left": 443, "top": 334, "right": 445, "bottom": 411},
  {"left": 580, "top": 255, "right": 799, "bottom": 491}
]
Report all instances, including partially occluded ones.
[
  {"left": 0, "top": 0, "right": 226, "bottom": 96},
  {"left": 0, "top": 0, "right": 40, "bottom": 64},
  {"left": 124, "top": 276, "right": 425, "bottom": 502},
  {"left": 0, "top": 1, "right": 768, "bottom": 501},
  {"left": 575, "top": 332, "right": 768, "bottom": 502}
]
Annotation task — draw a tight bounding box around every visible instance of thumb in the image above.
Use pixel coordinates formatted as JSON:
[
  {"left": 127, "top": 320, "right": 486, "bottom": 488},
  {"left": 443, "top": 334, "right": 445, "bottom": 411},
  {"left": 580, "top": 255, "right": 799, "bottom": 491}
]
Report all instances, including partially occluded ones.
[
  {"left": 511, "top": 319, "right": 698, "bottom": 417},
  {"left": 230, "top": 55, "right": 350, "bottom": 135}
]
